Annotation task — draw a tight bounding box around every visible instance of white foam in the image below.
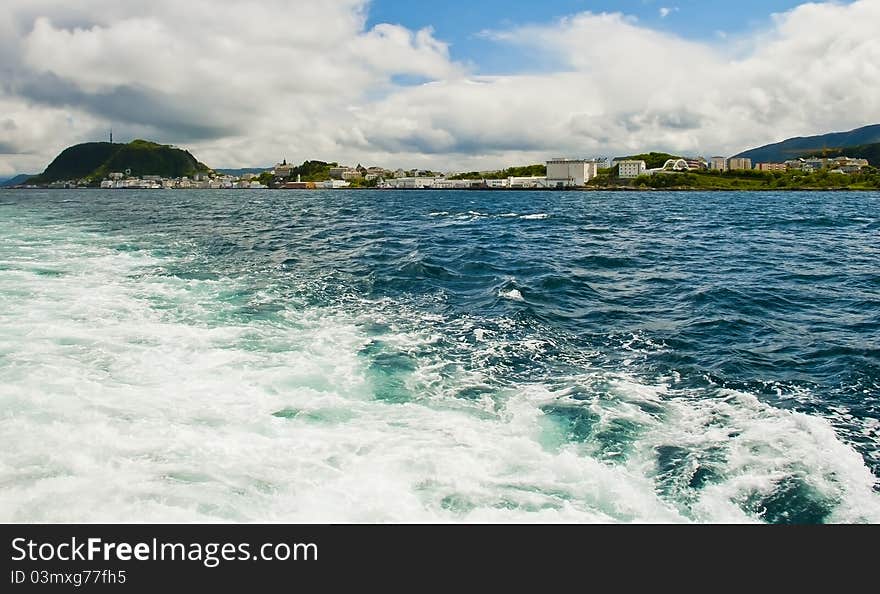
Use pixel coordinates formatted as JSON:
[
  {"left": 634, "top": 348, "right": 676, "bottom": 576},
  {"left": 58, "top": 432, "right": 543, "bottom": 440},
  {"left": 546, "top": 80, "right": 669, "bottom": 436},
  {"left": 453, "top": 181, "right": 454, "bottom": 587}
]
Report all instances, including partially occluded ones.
[
  {"left": 473, "top": 328, "right": 495, "bottom": 342},
  {"left": 1, "top": 218, "right": 878, "bottom": 524},
  {"left": 521, "top": 214, "right": 550, "bottom": 220},
  {"left": 499, "top": 289, "right": 525, "bottom": 302}
]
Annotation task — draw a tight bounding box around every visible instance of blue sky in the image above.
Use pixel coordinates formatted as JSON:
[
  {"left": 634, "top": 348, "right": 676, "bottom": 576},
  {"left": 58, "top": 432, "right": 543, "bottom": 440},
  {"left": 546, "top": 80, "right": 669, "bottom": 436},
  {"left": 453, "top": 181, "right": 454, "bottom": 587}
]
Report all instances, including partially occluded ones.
[{"left": 367, "top": 0, "right": 808, "bottom": 73}]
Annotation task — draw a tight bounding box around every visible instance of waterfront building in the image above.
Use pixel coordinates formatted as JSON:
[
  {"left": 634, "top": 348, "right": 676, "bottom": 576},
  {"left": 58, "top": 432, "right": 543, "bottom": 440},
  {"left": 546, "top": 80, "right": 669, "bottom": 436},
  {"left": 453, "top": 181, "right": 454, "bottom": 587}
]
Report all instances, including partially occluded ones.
[
  {"left": 508, "top": 176, "right": 549, "bottom": 189},
  {"left": 381, "top": 177, "right": 438, "bottom": 189},
  {"left": 710, "top": 157, "right": 728, "bottom": 171},
  {"left": 618, "top": 160, "right": 647, "bottom": 179},
  {"left": 546, "top": 159, "right": 599, "bottom": 187},
  {"left": 322, "top": 179, "right": 353, "bottom": 189}
]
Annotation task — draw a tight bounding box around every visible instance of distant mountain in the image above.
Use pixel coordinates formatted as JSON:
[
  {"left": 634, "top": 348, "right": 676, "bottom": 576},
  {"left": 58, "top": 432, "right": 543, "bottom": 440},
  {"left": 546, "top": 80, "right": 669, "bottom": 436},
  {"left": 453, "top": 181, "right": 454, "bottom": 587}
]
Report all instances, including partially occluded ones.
[
  {"left": 1, "top": 174, "right": 35, "bottom": 187},
  {"left": 28, "top": 140, "right": 212, "bottom": 184},
  {"left": 800, "top": 142, "right": 880, "bottom": 167},
  {"left": 735, "top": 124, "right": 880, "bottom": 163},
  {"left": 215, "top": 167, "right": 271, "bottom": 176}
]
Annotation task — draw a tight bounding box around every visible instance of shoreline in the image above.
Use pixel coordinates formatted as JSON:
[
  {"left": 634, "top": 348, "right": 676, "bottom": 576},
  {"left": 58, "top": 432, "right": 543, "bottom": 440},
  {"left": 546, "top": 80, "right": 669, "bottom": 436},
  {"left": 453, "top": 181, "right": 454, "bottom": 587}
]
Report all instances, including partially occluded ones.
[{"left": 4, "top": 186, "right": 878, "bottom": 192}]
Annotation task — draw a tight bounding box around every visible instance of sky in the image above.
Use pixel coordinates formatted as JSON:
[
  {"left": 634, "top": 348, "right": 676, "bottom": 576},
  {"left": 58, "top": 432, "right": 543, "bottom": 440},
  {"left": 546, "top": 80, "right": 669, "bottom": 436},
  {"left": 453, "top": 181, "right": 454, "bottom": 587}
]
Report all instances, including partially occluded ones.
[{"left": 1, "top": 0, "right": 879, "bottom": 176}]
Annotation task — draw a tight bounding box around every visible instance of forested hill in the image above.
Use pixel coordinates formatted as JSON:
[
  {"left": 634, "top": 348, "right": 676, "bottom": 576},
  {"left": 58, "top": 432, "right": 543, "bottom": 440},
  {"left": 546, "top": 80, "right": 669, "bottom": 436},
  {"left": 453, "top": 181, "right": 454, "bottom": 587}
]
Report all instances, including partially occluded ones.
[{"left": 29, "top": 140, "right": 212, "bottom": 184}]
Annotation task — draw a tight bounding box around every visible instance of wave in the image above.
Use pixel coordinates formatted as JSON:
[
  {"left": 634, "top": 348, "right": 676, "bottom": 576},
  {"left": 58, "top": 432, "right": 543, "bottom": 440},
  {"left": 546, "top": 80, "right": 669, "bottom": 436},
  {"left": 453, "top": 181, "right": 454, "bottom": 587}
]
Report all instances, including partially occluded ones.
[
  {"left": 498, "top": 288, "right": 525, "bottom": 302},
  {"left": 1, "top": 192, "right": 878, "bottom": 523}
]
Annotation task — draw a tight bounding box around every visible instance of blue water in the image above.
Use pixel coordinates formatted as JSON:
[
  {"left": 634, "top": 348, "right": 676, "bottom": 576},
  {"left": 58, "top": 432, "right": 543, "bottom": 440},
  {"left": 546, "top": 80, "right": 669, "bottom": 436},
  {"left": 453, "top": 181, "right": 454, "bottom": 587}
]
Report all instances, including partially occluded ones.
[{"left": 1, "top": 189, "right": 878, "bottom": 523}]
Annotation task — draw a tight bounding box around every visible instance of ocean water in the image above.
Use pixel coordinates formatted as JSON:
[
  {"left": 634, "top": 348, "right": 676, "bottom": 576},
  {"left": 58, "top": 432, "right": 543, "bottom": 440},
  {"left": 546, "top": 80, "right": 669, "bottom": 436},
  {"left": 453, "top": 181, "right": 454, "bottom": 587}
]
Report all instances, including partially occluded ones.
[{"left": 0, "top": 188, "right": 878, "bottom": 524}]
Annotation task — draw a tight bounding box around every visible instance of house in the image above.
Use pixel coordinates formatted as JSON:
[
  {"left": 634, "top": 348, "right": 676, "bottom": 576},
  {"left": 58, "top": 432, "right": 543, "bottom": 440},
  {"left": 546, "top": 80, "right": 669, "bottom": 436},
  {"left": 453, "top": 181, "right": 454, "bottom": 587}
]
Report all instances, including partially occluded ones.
[{"left": 618, "top": 160, "right": 647, "bottom": 179}]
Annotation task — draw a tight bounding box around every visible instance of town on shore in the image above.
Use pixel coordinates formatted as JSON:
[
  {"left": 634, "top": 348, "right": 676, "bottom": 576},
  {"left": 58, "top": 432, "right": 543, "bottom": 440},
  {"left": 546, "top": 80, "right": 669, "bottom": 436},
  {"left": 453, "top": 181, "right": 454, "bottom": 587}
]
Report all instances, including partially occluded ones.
[{"left": 11, "top": 150, "right": 880, "bottom": 192}]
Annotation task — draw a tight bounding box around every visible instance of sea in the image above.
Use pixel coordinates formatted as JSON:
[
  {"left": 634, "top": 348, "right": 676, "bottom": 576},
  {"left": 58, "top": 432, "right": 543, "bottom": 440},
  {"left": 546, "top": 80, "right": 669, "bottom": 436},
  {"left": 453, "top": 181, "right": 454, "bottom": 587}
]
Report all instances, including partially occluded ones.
[{"left": 1, "top": 188, "right": 878, "bottom": 524}]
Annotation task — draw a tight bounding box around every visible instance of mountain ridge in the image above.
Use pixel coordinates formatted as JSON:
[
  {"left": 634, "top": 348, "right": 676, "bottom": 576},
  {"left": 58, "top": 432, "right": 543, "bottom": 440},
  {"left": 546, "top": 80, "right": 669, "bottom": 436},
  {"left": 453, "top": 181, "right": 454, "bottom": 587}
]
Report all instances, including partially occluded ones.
[
  {"left": 735, "top": 124, "right": 880, "bottom": 163},
  {"left": 1, "top": 174, "right": 36, "bottom": 187}
]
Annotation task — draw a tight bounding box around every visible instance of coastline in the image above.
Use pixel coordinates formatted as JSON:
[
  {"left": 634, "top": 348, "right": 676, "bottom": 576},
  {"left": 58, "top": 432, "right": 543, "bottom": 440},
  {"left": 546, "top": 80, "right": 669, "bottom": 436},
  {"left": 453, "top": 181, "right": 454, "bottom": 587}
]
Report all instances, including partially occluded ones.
[{"left": 5, "top": 186, "right": 878, "bottom": 192}]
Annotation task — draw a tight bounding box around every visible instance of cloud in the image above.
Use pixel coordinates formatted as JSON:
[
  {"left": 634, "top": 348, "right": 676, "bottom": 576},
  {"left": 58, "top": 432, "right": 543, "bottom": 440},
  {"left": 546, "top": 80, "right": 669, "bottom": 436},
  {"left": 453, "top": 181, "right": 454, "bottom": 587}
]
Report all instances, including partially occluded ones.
[
  {"left": 1, "top": 0, "right": 879, "bottom": 174},
  {"left": 0, "top": 0, "right": 460, "bottom": 172},
  {"left": 351, "top": 1, "right": 880, "bottom": 165},
  {"left": 659, "top": 7, "right": 678, "bottom": 19}
]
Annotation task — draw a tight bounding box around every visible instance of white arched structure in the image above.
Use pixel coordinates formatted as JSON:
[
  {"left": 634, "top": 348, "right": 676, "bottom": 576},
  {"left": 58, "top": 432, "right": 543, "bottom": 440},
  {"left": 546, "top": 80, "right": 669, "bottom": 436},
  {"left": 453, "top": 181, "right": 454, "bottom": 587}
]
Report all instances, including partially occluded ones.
[{"left": 661, "top": 159, "right": 691, "bottom": 172}]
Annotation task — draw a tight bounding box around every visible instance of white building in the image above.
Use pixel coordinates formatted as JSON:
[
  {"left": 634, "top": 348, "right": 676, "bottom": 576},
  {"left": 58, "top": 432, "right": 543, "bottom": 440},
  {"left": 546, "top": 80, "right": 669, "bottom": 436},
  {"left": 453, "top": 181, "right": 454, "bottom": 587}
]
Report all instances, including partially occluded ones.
[
  {"left": 321, "top": 179, "right": 352, "bottom": 189},
  {"left": 434, "top": 179, "right": 485, "bottom": 189},
  {"left": 508, "top": 176, "right": 549, "bottom": 188},
  {"left": 546, "top": 159, "right": 599, "bottom": 187},
  {"left": 381, "top": 177, "right": 438, "bottom": 189},
  {"left": 618, "top": 160, "right": 647, "bottom": 179}
]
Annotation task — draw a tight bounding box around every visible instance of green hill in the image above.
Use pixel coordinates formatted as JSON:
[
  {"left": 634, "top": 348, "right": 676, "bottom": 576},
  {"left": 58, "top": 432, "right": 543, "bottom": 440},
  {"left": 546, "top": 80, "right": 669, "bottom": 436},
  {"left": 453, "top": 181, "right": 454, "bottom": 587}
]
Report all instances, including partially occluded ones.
[
  {"left": 735, "top": 124, "right": 880, "bottom": 163},
  {"left": 449, "top": 164, "right": 546, "bottom": 180},
  {"left": 29, "top": 140, "right": 212, "bottom": 184}
]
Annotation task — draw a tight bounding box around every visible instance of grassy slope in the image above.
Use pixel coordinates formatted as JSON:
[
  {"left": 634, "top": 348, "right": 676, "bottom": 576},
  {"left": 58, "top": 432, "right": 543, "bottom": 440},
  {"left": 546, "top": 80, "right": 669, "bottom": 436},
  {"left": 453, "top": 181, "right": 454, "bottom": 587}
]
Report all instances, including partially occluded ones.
[{"left": 590, "top": 169, "right": 880, "bottom": 190}]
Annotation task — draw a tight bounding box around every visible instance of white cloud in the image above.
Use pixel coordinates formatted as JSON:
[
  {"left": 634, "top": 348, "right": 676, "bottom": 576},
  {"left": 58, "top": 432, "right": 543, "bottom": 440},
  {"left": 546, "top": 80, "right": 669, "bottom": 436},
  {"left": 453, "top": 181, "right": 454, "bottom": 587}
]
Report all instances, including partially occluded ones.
[
  {"left": 1, "top": 0, "right": 879, "bottom": 175},
  {"left": 351, "top": 1, "right": 880, "bottom": 167},
  {"left": 659, "top": 7, "right": 678, "bottom": 19},
  {"left": 0, "top": 0, "right": 460, "bottom": 173}
]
